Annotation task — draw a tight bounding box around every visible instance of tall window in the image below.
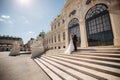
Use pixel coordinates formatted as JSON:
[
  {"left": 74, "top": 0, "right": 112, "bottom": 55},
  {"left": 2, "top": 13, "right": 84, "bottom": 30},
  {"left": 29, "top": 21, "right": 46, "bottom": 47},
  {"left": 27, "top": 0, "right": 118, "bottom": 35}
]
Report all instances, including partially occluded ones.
[
  {"left": 51, "top": 27, "right": 53, "bottom": 31},
  {"left": 52, "top": 36, "right": 53, "bottom": 43},
  {"left": 54, "top": 36, "right": 56, "bottom": 43},
  {"left": 85, "top": 4, "right": 113, "bottom": 46},
  {"left": 58, "top": 33, "right": 60, "bottom": 42},
  {"left": 47, "top": 39, "right": 49, "bottom": 44},
  {"left": 58, "top": 22, "right": 60, "bottom": 27},
  {"left": 63, "top": 32, "right": 65, "bottom": 40},
  {"left": 49, "top": 38, "right": 50, "bottom": 44},
  {"left": 54, "top": 25, "right": 56, "bottom": 29},
  {"left": 62, "top": 19, "right": 65, "bottom": 24}
]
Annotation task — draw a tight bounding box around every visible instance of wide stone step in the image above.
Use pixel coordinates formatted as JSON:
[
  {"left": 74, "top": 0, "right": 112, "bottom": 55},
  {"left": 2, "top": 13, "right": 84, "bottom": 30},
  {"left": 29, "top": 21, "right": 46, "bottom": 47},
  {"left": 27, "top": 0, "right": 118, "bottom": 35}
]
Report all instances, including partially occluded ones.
[
  {"left": 70, "top": 54, "right": 120, "bottom": 63},
  {"left": 41, "top": 57, "right": 99, "bottom": 80},
  {"left": 34, "top": 59, "right": 63, "bottom": 80},
  {"left": 73, "top": 53, "right": 120, "bottom": 58},
  {"left": 78, "top": 48, "right": 120, "bottom": 52},
  {"left": 47, "top": 54, "right": 120, "bottom": 69},
  {"left": 78, "top": 52, "right": 120, "bottom": 55},
  {"left": 45, "top": 50, "right": 65, "bottom": 55},
  {"left": 44, "top": 56, "right": 120, "bottom": 75},
  {"left": 48, "top": 52, "right": 120, "bottom": 58},
  {"left": 36, "top": 58, "right": 78, "bottom": 80},
  {"left": 47, "top": 53, "right": 120, "bottom": 63},
  {"left": 89, "top": 51, "right": 120, "bottom": 54},
  {"left": 76, "top": 51, "right": 120, "bottom": 54},
  {"left": 43, "top": 56, "right": 120, "bottom": 80}
]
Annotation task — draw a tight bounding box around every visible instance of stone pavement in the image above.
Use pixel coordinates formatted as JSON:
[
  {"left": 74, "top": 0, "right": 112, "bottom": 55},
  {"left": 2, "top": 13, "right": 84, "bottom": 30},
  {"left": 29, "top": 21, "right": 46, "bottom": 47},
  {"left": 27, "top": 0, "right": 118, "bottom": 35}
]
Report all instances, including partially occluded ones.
[{"left": 0, "top": 52, "right": 51, "bottom": 80}]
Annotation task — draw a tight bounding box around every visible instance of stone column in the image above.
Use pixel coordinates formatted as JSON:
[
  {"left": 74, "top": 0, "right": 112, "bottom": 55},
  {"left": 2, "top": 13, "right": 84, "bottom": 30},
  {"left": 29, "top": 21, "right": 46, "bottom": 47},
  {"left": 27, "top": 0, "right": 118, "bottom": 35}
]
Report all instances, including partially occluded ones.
[
  {"left": 65, "top": 17, "right": 69, "bottom": 48},
  {"left": 65, "top": 28, "right": 69, "bottom": 48},
  {"left": 109, "top": 2, "right": 120, "bottom": 46},
  {"left": 79, "top": 20, "right": 88, "bottom": 48}
]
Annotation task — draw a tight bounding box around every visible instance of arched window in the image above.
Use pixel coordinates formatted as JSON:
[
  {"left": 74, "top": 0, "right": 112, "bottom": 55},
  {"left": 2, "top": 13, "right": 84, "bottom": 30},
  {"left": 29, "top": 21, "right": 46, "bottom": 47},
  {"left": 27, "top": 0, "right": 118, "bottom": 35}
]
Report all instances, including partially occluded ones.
[
  {"left": 85, "top": 4, "right": 113, "bottom": 46},
  {"left": 68, "top": 18, "right": 81, "bottom": 47},
  {"left": 86, "top": 4, "right": 108, "bottom": 19},
  {"left": 69, "top": 18, "right": 79, "bottom": 28}
]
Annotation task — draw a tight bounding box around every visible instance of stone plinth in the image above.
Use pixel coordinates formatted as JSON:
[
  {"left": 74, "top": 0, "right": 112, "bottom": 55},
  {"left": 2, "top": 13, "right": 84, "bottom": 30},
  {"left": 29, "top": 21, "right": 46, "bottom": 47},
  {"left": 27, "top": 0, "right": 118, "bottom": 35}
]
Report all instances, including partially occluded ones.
[
  {"left": 31, "top": 40, "right": 44, "bottom": 58},
  {"left": 9, "top": 41, "right": 20, "bottom": 56}
]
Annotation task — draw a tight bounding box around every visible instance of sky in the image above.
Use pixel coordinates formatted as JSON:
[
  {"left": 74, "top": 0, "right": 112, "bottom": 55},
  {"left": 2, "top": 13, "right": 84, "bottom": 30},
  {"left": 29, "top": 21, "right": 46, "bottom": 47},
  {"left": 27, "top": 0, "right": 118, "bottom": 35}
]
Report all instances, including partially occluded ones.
[{"left": 0, "top": 0, "right": 65, "bottom": 44}]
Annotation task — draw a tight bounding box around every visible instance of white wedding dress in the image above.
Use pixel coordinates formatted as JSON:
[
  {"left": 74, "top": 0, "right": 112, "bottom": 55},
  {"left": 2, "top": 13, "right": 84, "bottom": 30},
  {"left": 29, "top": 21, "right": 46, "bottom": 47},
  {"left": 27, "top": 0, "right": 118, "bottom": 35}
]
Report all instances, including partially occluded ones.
[{"left": 64, "top": 39, "right": 74, "bottom": 54}]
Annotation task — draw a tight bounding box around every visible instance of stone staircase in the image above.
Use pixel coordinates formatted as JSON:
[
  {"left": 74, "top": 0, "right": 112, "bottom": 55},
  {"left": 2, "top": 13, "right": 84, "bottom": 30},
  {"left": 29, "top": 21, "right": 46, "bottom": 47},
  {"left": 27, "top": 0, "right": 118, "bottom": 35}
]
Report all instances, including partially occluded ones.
[{"left": 34, "top": 48, "right": 120, "bottom": 80}]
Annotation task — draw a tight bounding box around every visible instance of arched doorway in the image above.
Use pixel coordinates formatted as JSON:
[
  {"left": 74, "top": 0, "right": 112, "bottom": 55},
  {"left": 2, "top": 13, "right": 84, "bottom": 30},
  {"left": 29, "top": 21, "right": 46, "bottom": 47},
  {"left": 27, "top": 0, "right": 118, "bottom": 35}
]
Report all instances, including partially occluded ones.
[
  {"left": 85, "top": 4, "right": 113, "bottom": 46},
  {"left": 68, "top": 18, "right": 81, "bottom": 47}
]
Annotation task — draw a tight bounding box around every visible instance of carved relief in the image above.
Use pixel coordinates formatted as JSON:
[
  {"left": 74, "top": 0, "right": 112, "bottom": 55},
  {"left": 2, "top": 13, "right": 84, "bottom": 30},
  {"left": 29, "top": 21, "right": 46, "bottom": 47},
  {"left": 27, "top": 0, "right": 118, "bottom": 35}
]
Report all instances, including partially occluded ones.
[{"left": 69, "top": 10, "right": 76, "bottom": 17}]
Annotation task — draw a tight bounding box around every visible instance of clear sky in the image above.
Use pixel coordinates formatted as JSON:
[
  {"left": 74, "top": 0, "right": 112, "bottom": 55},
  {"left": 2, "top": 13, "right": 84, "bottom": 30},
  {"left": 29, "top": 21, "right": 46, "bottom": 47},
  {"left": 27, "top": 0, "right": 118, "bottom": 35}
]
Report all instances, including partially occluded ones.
[{"left": 0, "top": 0, "right": 65, "bottom": 44}]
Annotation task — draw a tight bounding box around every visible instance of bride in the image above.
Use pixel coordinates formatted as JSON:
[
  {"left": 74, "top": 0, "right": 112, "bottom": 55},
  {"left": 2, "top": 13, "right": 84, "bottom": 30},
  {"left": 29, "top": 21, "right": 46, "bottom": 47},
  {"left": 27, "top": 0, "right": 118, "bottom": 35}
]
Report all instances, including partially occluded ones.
[{"left": 64, "top": 33, "right": 74, "bottom": 54}]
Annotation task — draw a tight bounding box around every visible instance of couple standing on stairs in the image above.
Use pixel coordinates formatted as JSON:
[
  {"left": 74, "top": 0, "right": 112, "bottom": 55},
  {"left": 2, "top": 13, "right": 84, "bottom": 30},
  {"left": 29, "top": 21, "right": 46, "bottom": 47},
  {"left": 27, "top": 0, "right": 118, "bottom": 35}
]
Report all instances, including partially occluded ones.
[{"left": 65, "top": 33, "right": 77, "bottom": 54}]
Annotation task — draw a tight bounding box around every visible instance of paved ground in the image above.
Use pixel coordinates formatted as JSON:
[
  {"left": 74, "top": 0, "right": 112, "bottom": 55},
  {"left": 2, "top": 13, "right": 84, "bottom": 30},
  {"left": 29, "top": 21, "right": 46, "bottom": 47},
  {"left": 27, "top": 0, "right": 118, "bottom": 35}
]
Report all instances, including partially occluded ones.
[{"left": 0, "top": 52, "right": 51, "bottom": 80}]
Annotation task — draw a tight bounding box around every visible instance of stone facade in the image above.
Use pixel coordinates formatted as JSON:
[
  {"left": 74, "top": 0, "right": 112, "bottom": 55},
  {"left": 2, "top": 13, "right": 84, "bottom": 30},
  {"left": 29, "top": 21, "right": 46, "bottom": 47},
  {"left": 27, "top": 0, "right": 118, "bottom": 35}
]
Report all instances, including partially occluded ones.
[
  {"left": 44, "top": 0, "right": 120, "bottom": 49},
  {"left": 44, "top": 18, "right": 66, "bottom": 49},
  {"left": 24, "top": 38, "right": 34, "bottom": 51},
  {"left": 25, "top": 31, "right": 45, "bottom": 51},
  {"left": 0, "top": 35, "right": 24, "bottom": 51}
]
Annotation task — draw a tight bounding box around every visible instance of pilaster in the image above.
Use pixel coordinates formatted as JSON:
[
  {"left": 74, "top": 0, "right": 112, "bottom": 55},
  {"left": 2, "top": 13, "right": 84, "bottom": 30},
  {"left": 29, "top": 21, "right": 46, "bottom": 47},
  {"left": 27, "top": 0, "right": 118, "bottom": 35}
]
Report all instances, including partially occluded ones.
[
  {"left": 109, "top": 2, "right": 120, "bottom": 46},
  {"left": 79, "top": 19, "right": 88, "bottom": 48}
]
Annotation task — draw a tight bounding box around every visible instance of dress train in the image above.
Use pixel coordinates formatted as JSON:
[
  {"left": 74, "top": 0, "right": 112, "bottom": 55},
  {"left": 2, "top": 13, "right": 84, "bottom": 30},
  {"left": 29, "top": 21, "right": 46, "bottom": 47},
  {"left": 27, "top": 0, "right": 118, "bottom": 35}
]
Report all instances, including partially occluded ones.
[{"left": 64, "top": 39, "right": 74, "bottom": 54}]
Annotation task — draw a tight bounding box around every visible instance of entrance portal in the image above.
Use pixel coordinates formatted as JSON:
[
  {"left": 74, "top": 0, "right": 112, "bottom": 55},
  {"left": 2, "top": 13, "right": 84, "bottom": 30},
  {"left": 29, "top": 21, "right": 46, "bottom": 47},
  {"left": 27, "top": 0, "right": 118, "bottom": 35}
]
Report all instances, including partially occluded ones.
[{"left": 68, "top": 18, "right": 80, "bottom": 47}]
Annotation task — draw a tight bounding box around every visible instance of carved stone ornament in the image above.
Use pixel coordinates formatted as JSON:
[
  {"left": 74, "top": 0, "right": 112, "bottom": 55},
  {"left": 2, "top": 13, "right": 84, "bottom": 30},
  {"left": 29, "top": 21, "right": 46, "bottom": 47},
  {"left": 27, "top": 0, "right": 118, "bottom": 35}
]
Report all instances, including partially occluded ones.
[{"left": 86, "top": 0, "right": 92, "bottom": 5}]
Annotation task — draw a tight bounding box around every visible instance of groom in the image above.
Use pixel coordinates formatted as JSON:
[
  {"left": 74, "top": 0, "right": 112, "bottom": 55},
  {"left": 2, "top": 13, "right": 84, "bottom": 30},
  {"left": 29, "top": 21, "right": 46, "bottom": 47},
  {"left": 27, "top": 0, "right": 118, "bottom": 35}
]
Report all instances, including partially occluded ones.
[{"left": 72, "top": 33, "right": 77, "bottom": 51}]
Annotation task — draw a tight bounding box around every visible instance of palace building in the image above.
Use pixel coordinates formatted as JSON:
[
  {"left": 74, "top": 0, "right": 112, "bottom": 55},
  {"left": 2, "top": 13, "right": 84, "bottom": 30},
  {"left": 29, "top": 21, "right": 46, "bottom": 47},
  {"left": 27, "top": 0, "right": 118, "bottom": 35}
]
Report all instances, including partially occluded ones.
[
  {"left": 44, "top": 0, "right": 120, "bottom": 50},
  {"left": 0, "top": 35, "right": 24, "bottom": 51}
]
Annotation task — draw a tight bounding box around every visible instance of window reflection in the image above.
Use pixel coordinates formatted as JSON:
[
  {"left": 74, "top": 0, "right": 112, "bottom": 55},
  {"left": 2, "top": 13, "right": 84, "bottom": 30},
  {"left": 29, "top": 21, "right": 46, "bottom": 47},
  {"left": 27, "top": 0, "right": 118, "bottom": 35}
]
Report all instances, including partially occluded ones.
[{"left": 86, "top": 4, "right": 113, "bottom": 46}]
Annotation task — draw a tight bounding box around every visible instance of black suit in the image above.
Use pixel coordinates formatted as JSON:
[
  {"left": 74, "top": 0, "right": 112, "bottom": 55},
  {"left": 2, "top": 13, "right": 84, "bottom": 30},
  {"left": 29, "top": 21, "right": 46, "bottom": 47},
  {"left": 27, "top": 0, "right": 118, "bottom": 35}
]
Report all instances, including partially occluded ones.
[{"left": 72, "top": 35, "right": 77, "bottom": 51}]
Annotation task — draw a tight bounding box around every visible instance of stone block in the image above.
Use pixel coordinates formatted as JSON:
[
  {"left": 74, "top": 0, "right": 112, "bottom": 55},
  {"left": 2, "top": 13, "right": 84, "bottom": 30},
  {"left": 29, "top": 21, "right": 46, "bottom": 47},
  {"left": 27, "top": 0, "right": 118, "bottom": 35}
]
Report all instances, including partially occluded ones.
[
  {"left": 9, "top": 41, "right": 20, "bottom": 56},
  {"left": 31, "top": 40, "right": 45, "bottom": 58}
]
